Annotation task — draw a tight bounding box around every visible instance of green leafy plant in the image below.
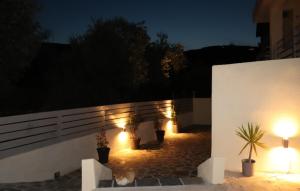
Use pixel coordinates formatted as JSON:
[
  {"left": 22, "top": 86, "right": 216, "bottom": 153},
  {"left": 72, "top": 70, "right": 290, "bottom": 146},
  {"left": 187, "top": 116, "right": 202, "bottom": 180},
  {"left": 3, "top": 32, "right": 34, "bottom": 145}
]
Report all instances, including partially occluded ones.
[
  {"left": 96, "top": 128, "right": 109, "bottom": 148},
  {"left": 236, "top": 123, "right": 266, "bottom": 162}
]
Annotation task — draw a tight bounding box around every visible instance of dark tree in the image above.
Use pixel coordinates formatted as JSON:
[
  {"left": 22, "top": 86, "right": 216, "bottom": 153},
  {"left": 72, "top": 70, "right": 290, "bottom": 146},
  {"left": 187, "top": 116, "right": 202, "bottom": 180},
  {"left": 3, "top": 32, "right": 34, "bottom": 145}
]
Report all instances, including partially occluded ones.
[
  {"left": 0, "top": 0, "right": 47, "bottom": 89},
  {"left": 161, "top": 43, "right": 186, "bottom": 79},
  {"left": 143, "top": 33, "right": 186, "bottom": 98},
  {"left": 51, "top": 18, "right": 150, "bottom": 106},
  {"left": 145, "top": 33, "right": 169, "bottom": 85},
  {"left": 0, "top": 0, "right": 48, "bottom": 116}
]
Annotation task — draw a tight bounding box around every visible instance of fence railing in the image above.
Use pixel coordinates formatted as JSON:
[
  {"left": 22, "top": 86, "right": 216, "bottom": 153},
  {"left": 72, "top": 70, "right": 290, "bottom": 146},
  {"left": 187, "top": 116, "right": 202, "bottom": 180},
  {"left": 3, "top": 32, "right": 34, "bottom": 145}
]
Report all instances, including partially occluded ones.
[
  {"left": 0, "top": 98, "right": 193, "bottom": 159},
  {"left": 274, "top": 24, "right": 300, "bottom": 59}
]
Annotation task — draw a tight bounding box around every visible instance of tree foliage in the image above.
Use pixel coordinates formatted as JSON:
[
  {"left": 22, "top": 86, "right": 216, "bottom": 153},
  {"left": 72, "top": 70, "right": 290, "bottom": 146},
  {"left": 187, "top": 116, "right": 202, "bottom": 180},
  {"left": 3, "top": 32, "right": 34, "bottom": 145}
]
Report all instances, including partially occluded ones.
[
  {"left": 0, "top": 13, "right": 187, "bottom": 115},
  {"left": 146, "top": 33, "right": 186, "bottom": 83},
  {"left": 0, "top": 0, "right": 47, "bottom": 88},
  {"left": 161, "top": 43, "right": 186, "bottom": 78},
  {"left": 69, "top": 18, "right": 150, "bottom": 89},
  {"left": 145, "top": 33, "right": 170, "bottom": 85}
]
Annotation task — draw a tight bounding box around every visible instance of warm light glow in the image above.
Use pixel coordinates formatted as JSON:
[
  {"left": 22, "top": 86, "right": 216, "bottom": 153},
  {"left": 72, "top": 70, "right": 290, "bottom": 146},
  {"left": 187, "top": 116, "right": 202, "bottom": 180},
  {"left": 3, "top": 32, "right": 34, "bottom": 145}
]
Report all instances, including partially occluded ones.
[
  {"left": 118, "top": 131, "right": 128, "bottom": 143},
  {"left": 273, "top": 117, "right": 297, "bottom": 139},
  {"left": 164, "top": 107, "right": 172, "bottom": 119},
  {"left": 268, "top": 147, "right": 298, "bottom": 173},
  {"left": 265, "top": 173, "right": 300, "bottom": 183},
  {"left": 115, "top": 118, "right": 127, "bottom": 129},
  {"left": 156, "top": 100, "right": 173, "bottom": 118},
  {"left": 165, "top": 120, "right": 173, "bottom": 136},
  {"left": 165, "top": 120, "right": 177, "bottom": 137}
]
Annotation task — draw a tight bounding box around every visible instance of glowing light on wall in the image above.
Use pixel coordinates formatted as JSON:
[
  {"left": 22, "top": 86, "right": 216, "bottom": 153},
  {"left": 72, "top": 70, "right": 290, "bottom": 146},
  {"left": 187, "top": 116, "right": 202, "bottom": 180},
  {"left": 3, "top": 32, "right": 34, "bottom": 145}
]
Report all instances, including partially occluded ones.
[
  {"left": 118, "top": 131, "right": 128, "bottom": 143},
  {"left": 268, "top": 147, "right": 299, "bottom": 173},
  {"left": 155, "top": 100, "right": 173, "bottom": 118},
  {"left": 115, "top": 118, "right": 127, "bottom": 129},
  {"left": 273, "top": 117, "right": 297, "bottom": 139},
  {"left": 165, "top": 120, "right": 177, "bottom": 136},
  {"left": 164, "top": 107, "right": 172, "bottom": 119}
]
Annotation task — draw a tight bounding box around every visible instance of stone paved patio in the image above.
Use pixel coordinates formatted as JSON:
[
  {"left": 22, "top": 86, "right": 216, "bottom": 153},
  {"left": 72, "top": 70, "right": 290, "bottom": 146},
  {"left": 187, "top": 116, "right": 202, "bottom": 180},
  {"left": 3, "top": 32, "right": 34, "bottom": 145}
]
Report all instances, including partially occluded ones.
[
  {"left": 0, "top": 126, "right": 211, "bottom": 191},
  {"left": 108, "top": 126, "right": 211, "bottom": 179}
]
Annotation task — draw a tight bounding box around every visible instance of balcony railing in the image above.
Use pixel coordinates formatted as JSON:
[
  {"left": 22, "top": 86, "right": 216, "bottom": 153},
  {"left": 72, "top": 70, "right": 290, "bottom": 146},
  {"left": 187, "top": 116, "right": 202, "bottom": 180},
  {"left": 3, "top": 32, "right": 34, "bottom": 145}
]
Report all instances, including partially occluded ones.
[{"left": 274, "top": 24, "right": 300, "bottom": 59}]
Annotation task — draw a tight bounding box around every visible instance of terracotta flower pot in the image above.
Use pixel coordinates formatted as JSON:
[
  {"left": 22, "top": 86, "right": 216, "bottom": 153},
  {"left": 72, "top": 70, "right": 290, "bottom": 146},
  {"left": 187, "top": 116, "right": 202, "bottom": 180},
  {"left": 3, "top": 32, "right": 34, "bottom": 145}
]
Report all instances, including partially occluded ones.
[{"left": 242, "top": 159, "right": 255, "bottom": 177}]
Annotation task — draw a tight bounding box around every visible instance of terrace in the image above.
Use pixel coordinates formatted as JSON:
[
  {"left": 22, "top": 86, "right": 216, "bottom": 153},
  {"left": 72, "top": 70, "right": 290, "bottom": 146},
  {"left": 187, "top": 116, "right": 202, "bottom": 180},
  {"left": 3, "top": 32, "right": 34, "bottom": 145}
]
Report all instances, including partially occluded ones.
[{"left": 1, "top": 59, "right": 300, "bottom": 191}]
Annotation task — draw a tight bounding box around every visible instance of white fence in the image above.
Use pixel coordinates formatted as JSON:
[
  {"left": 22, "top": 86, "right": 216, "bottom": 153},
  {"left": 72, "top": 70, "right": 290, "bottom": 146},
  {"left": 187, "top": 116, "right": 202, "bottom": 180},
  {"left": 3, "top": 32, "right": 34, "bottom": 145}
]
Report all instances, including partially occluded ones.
[
  {"left": 0, "top": 98, "right": 196, "bottom": 183},
  {"left": 0, "top": 98, "right": 193, "bottom": 160}
]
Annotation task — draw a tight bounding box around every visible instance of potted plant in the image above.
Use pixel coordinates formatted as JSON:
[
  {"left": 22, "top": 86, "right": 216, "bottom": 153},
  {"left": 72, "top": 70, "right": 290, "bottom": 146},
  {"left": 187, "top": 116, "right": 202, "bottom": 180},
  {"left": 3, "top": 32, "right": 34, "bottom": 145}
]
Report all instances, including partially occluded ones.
[
  {"left": 154, "top": 117, "right": 165, "bottom": 143},
  {"left": 96, "top": 128, "right": 110, "bottom": 164},
  {"left": 236, "top": 123, "right": 266, "bottom": 177},
  {"left": 128, "top": 113, "right": 141, "bottom": 150}
]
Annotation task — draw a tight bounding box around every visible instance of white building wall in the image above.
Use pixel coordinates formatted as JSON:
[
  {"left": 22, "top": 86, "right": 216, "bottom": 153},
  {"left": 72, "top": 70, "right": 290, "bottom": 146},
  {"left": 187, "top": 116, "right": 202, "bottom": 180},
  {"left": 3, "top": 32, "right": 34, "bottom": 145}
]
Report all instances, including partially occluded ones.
[
  {"left": 269, "top": 0, "right": 300, "bottom": 59},
  {"left": 212, "top": 58, "right": 300, "bottom": 174}
]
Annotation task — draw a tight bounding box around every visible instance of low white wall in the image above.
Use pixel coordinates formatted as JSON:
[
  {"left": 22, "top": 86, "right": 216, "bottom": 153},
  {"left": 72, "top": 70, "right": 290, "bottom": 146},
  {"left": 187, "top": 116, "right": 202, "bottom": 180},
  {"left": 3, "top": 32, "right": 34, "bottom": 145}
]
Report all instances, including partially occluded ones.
[
  {"left": 0, "top": 133, "right": 98, "bottom": 183},
  {"left": 193, "top": 98, "right": 211, "bottom": 125},
  {"left": 0, "top": 113, "right": 191, "bottom": 183},
  {"left": 82, "top": 159, "right": 112, "bottom": 191},
  {"left": 212, "top": 58, "right": 300, "bottom": 174}
]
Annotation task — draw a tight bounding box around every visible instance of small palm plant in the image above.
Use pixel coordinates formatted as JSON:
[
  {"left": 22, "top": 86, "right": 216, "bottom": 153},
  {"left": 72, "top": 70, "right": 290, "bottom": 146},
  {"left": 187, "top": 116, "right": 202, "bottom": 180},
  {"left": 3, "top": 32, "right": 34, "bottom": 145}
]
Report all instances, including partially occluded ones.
[{"left": 236, "top": 123, "right": 266, "bottom": 176}]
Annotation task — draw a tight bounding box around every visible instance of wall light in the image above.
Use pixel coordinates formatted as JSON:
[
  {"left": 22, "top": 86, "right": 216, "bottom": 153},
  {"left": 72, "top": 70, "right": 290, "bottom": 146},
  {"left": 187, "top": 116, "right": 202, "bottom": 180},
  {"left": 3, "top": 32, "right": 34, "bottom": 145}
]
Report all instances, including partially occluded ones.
[
  {"left": 269, "top": 117, "right": 299, "bottom": 173},
  {"left": 118, "top": 128, "right": 128, "bottom": 143},
  {"left": 282, "top": 139, "right": 289, "bottom": 148},
  {"left": 274, "top": 117, "right": 297, "bottom": 139}
]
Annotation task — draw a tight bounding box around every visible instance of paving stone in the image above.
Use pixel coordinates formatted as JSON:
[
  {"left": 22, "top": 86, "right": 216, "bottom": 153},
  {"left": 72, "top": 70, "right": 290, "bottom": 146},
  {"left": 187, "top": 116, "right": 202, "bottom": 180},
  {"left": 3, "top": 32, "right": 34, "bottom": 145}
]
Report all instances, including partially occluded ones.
[
  {"left": 181, "top": 177, "right": 204, "bottom": 185},
  {"left": 136, "top": 178, "right": 160, "bottom": 186},
  {"left": 98, "top": 180, "right": 113, "bottom": 187},
  {"left": 159, "top": 177, "right": 183, "bottom": 186},
  {"left": 113, "top": 179, "right": 136, "bottom": 187},
  {"left": 109, "top": 128, "right": 211, "bottom": 179}
]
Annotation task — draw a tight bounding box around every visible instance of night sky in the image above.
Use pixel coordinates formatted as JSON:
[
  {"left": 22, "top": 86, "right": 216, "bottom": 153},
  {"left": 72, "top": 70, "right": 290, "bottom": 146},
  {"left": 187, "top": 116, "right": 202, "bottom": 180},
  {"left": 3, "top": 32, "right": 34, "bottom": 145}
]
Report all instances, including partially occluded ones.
[{"left": 39, "top": 0, "right": 258, "bottom": 50}]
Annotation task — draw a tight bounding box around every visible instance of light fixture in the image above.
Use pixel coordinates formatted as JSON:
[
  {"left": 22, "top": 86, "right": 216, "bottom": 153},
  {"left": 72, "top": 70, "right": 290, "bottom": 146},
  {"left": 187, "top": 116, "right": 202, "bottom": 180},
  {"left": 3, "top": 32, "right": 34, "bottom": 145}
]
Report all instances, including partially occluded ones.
[
  {"left": 273, "top": 117, "right": 298, "bottom": 149},
  {"left": 118, "top": 128, "right": 128, "bottom": 142},
  {"left": 274, "top": 117, "right": 297, "bottom": 139},
  {"left": 282, "top": 139, "right": 289, "bottom": 148}
]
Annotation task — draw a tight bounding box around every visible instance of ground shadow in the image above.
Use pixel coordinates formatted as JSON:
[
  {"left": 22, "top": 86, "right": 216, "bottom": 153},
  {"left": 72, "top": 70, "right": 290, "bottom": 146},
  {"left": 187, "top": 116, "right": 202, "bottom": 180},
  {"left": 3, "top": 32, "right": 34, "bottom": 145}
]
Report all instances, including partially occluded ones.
[{"left": 139, "top": 141, "right": 162, "bottom": 150}]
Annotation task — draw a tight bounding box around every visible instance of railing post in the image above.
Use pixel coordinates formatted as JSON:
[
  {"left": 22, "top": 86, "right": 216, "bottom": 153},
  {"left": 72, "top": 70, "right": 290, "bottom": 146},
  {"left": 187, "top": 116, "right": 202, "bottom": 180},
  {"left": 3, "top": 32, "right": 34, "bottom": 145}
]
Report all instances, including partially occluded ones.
[
  {"left": 103, "top": 108, "right": 106, "bottom": 130},
  {"left": 57, "top": 111, "right": 63, "bottom": 140}
]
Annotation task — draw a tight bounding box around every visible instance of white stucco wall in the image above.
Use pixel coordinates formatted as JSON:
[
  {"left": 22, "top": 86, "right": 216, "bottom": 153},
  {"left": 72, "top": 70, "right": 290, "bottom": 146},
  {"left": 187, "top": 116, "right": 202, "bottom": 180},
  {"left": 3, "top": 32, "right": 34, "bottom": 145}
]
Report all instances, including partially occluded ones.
[
  {"left": 0, "top": 133, "right": 98, "bottom": 183},
  {"left": 212, "top": 58, "right": 300, "bottom": 174},
  {"left": 193, "top": 98, "right": 211, "bottom": 125},
  {"left": 0, "top": 113, "right": 191, "bottom": 183}
]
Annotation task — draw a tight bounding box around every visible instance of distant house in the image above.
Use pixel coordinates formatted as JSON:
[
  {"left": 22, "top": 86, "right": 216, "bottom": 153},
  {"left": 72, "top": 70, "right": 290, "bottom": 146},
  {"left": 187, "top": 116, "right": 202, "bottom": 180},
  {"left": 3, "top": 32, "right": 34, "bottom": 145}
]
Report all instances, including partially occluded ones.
[{"left": 253, "top": 0, "right": 300, "bottom": 60}]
